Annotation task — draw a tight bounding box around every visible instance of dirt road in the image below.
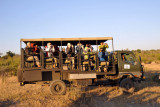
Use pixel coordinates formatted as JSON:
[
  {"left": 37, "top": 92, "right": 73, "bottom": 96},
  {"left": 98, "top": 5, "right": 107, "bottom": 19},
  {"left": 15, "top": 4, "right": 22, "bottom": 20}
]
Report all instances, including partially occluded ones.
[{"left": 0, "top": 64, "right": 160, "bottom": 107}]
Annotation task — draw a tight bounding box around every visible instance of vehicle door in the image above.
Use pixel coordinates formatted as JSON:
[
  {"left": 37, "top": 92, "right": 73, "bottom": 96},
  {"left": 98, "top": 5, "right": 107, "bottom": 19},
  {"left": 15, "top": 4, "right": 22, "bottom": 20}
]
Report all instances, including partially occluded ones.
[{"left": 118, "top": 52, "right": 141, "bottom": 73}]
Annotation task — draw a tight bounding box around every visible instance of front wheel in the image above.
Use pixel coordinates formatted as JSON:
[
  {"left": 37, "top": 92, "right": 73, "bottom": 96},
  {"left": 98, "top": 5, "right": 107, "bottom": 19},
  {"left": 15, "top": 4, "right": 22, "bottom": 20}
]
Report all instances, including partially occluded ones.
[
  {"left": 50, "top": 80, "right": 66, "bottom": 95},
  {"left": 119, "top": 78, "right": 135, "bottom": 94}
]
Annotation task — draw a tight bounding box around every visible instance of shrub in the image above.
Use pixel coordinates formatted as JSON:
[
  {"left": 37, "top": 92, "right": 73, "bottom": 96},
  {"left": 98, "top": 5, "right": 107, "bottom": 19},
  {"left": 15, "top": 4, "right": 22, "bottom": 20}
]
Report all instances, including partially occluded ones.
[
  {"left": 0, "top": 55, "right": 20, "bottom": 76},
  {"left": 137, "top": 49, "right": 141, "bottom": 53},
  {"left": 157, "top": 56, "right": 160, "bottom": 61},
  {"left": 2, "top": 55, "right": 8, "bottom": 59},
  {"left": 6, "top": 51, "right": 15, "bottom": 58}
]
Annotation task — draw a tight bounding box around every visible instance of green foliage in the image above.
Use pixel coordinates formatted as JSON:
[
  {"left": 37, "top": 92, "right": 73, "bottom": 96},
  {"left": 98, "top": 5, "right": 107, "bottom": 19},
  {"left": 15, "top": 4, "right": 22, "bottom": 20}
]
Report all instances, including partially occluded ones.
[
  {"left": 6, "top": 51, "right": 15, "bottom": 58},
  {"left": 0, "top": 55, "right": 20, "bottom": 76},
  {"left": 2, "top": 55, "right": 8, "bottom": 59},
  {"left": 137, "top": 49, "right": 141, "bottom": 53},
  {"left": 157, "top": 56, "right": 160, "bottom": 61},
  {"left": 0, "top": 51, "right": 17, "bottom": 76}
]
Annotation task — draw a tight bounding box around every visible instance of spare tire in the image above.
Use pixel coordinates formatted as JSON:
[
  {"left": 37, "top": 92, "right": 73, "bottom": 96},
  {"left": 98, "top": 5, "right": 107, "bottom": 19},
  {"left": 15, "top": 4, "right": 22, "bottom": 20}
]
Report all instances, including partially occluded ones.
[
  {"left": 119, "top": 78, "right": 135, "bottom": 94},
  {"left": 50, "top": 80, "right": 66, "bottom": 95}
]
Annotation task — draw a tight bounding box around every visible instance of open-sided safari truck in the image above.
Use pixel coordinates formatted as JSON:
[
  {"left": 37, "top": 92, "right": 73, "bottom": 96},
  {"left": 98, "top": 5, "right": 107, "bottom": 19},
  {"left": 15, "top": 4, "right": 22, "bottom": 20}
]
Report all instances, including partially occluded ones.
[{"left": 18, "top": 37, "right": 144, "bottom": 94}]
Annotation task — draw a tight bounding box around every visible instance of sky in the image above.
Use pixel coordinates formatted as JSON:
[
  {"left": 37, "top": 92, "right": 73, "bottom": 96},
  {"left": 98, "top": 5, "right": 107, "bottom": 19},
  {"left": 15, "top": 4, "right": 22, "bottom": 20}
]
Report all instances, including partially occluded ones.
[{"left": 0, "top": 0, "right": 160, "bottom": 55}]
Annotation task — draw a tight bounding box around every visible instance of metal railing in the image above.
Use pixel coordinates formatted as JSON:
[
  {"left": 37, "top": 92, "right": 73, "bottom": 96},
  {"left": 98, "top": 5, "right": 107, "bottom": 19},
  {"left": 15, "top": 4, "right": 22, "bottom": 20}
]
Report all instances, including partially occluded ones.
[{"left": 21, "top": 48, "right": 116, "bottom": 73}]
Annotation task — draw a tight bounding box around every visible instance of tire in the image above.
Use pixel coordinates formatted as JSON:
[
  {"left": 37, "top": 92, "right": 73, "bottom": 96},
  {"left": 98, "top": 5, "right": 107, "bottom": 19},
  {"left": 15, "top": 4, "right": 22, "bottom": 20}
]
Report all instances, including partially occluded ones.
[
  {"left": 50, "top": 80, "right": 66, "bottom": 95},
  {"left": 119, "top": 78, "right": 135, "bottom": 94}
]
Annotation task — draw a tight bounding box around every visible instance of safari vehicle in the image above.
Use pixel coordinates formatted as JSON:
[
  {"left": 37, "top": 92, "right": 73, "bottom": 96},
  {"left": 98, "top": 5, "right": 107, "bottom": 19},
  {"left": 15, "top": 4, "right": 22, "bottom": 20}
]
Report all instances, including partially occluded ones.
[{"left": 18, "top": 37, "right": 144, "bottom": 94}]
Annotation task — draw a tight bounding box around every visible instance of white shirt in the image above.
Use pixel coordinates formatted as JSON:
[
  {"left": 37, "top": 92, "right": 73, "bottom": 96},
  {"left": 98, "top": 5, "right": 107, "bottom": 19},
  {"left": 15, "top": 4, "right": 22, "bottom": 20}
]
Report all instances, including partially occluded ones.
[{"left": 45, "top": 46, "right": 55, "bottom": 57}]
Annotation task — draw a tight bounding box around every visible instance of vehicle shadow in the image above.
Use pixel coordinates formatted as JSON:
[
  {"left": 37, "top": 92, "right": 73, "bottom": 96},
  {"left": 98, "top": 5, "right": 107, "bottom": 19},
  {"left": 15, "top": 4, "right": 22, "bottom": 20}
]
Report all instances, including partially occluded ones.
[
  {"left": 69, "top": 71, "right": 160, "bottom": 107},
  {"left": 0, "top": 100, "right": 19, "bottom": 107}
]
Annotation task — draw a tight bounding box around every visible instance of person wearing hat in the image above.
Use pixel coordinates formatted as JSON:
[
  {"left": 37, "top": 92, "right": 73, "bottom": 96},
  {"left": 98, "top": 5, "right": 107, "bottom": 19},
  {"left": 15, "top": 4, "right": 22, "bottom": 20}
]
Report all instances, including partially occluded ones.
[
  {"left": 98, "top": 42, "right": 109, "bottom": 61},
  {"left": 25, "top": 42, "right": 40, "bottom": 67},
  {"left": 76, "top": 43, "right": 84, "bottom": 54},
  {"left": 45, "top": 42, "right": 58, "bottom": 68},
  {"left": 45, "top": 42, "right": 55, "bottom": 57},
  {"left": 66, "top": 43, "right": 75, "bottom": 56},
  {"left": 98, "top": 42, "right": 109, "bottom": 52},
  {"left": 66, "top": 43, "right": 75, "bottom": 69}
]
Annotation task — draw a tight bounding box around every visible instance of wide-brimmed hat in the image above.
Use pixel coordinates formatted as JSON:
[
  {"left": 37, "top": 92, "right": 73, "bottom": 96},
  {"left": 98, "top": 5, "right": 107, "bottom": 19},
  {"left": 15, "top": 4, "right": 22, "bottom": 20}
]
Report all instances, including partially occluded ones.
[
  {"left": 67, "top": 43, "right": 71, "bottom": 46},
  {"left": 47, "top": 42, "right": 51, "bottom": 47},
  {"left": 27, "top": 42, "right": 31, "bottom": 45}
]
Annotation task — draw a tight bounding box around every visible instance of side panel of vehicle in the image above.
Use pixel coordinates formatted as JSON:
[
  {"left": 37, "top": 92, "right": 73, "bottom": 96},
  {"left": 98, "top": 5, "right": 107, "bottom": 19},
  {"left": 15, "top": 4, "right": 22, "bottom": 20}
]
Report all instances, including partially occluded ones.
[
  {"left": 23, "top": 70, "right": 42, "bottom": 81},
  {"left": 22, "top": 70, "right": 60, "bottom": 82}
]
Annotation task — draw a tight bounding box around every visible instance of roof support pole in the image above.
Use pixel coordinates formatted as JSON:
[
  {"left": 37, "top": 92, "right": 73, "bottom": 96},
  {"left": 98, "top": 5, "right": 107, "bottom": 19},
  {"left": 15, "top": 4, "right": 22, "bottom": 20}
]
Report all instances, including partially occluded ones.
[
  {"left": 60, "top": 41, "right": 63, "bottom": 70},
  {"left": 61, "top": 41, "right": 62, "bottom": 51},
  {"left": 112, "top": 39, "right": 114, "bottom": 52},
  {"left": 96, "top": 40, "right": 99, "bottom": 72},
  {"left": 20, "top": 41, "right": 22, "bottom": 68},
  {"left": 78, "top": 40, "right": 81, "bottom": 71}
]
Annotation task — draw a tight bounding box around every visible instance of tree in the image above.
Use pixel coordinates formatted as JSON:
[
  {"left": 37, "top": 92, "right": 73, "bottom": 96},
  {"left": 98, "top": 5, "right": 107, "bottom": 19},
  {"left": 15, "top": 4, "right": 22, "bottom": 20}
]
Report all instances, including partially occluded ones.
[
  {"left": 6, "top": 51, "right": 15, "bottom": 58},
  {"left": 3, "top": 55, "right": 8, "bottom": 59},
  {"left": 137, "top": 49, "right": 141, "bottom": 53}
]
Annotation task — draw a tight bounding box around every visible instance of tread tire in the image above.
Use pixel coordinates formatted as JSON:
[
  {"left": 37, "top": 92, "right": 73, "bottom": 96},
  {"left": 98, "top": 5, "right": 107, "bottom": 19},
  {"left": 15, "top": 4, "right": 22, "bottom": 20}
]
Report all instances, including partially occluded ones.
[
  {"left": 50, "top": 80, "right": 66, "bottom": 95},
  {"left": 120, "top": 78, "right": 135, "bottom": 94}
]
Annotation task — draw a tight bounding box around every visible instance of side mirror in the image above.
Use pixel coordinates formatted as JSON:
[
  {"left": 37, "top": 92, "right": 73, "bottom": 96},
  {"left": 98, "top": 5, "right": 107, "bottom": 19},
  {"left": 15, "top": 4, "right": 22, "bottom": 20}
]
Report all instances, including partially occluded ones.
[{"left": 139, "top": 56, "right": 142, "bottom": 63}]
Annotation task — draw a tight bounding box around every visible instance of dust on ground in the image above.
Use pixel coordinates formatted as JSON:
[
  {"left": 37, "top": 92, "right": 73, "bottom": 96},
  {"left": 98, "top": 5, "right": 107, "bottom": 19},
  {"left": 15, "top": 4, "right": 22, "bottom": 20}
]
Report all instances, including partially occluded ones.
[{"left": 0, "top": 64, "right": 160, "bottom": 107}]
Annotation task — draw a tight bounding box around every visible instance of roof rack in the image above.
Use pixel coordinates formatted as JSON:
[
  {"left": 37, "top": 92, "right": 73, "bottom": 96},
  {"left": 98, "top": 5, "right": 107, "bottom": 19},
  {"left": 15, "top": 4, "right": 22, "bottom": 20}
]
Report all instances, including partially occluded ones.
[{"left": 21, "top": 37, "right": 113, "bottom": 42}]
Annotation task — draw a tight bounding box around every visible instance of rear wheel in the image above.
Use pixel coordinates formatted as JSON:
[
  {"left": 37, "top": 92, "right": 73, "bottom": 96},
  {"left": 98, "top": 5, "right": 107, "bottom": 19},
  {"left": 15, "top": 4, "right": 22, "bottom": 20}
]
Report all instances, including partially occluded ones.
[
  {"left": 50, "top": 80, "right": 66, "bottom": 95},
  {"left": 119, "top": 78, "right": 135, "bottom": 94}
]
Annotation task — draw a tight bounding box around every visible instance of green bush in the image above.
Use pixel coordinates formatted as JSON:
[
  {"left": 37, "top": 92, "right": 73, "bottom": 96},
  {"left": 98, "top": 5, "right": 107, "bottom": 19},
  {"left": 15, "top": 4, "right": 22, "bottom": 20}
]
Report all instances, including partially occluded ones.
[
  {"left": 137, "top": 49, "right": 141, "bottom": 53},
  {"left": 0, "top": 55, "right": 20, "bottom": 76},
  {"left": 157, "top": 56, "right": 160, "bottom": 61}
]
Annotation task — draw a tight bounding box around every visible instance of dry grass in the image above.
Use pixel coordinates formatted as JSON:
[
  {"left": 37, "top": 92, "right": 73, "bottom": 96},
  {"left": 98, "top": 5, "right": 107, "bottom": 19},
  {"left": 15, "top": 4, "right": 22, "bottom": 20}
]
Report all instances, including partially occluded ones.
[{"left": 0, "top": 64, "right": 160, "bottom": 107}]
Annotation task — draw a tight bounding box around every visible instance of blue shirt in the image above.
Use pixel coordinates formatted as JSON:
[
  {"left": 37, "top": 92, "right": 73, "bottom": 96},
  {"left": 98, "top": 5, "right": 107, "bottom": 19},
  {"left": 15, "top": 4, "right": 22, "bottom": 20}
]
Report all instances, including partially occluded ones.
[{"left": 98, "top": 52, "right": 106, "bottom": 61}]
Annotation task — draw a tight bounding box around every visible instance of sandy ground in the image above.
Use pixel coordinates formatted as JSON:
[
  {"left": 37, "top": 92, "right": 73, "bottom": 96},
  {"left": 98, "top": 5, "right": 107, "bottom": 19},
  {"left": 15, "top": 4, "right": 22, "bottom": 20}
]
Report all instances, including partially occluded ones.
[{"left": 0, "top": 64, "right": 160, "bottom": 107}]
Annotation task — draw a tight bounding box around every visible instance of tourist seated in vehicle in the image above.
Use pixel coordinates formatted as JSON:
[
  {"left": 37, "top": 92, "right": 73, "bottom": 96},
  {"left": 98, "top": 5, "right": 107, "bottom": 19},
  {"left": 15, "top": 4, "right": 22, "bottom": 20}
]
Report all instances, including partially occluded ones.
[
  {"left": 98, "top": 48, "right": 109, "bottom": 72},
  {"left": 45, "top": 42, "right": 58, "bottom": 68},
  {"left": 99, "top": 42, "right": 109, "bottom": 52},
  {"left": 25, "top": 42, "right": 41, "bottom": 67},
  {"left": 88, "top": 44, "right": 95, "bottom": 64},
  {"left": 98, "top": 49, "right": 106, "bottom": 61},
  {"left": 98, "top": 42, "right": 109, "bottom": 60},
  {"left": 66, "top": 43, "right": 75, "bottom": 56},
  {"left": 30, "top": 42, "right": 40, "bottom": 54},
  {"left": 53, "top": 44, "right": 60, "bottom": 57},
  {"left": 76, "top": 43, "right": 84, "bottom": 54},
  {"left": 33, "top": 44, "right": 40, "bottom": 53},
  {"left": 66, "top": 43, "right": 75, "bottom": 69},
  {"left": 83, "top": 44, "right": 90, "bottom": 60},
  {"left": 83, "top": 44, "right": 94, "bottom": 58},
  {"left": 88, "top": 44, "right": 93, "bottom": 53},
  {"left": 81, "top": 44, "right": 94, "bottom": 71},
  {"left": 76, "top": 43, "right": 84, "bottom": 62},
  {"left": 62, "top": 48, "right": 67, "bottom": 64},
  {"left": 45, "top": 43, "right": 55, "bottom": 57}
]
